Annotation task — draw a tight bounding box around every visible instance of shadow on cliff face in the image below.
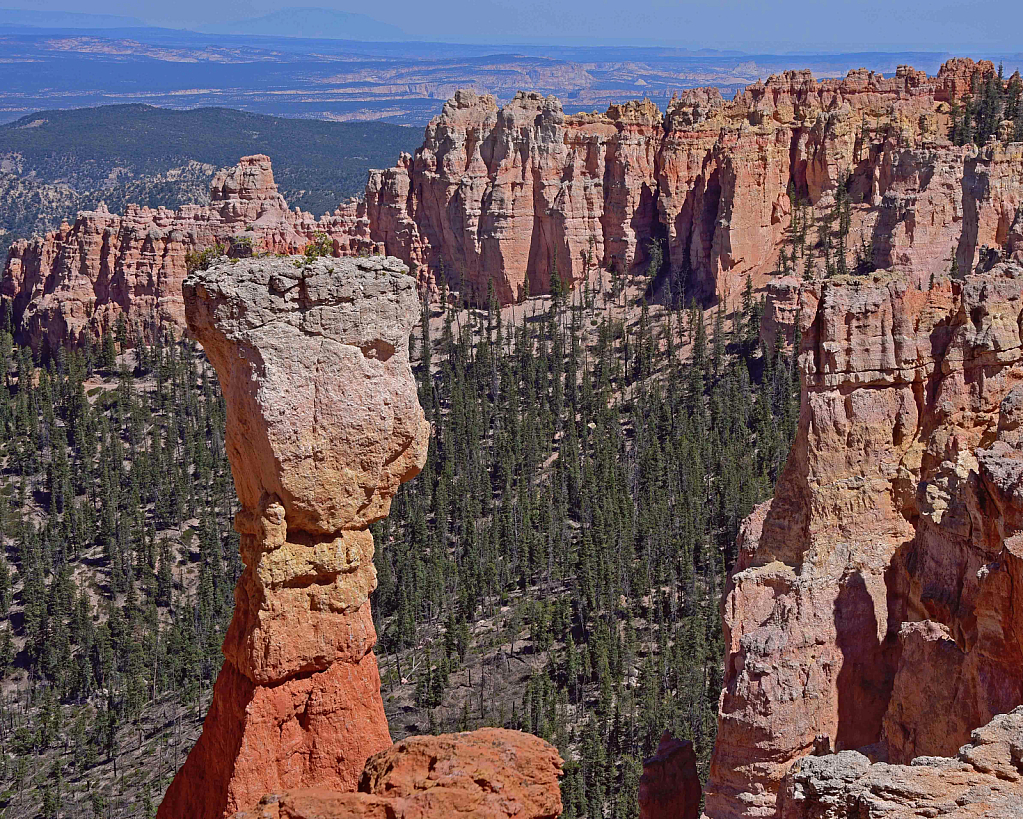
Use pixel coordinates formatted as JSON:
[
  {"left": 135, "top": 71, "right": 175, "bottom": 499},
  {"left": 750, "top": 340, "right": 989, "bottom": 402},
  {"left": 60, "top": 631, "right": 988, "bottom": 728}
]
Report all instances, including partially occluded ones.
[{"left": 834, "top": 570, "right": 897, "bottom": 751}]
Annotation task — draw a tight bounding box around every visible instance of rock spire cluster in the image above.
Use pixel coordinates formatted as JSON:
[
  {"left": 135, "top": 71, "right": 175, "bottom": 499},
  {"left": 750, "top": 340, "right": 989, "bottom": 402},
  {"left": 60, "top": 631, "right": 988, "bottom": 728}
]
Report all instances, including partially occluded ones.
[
  {"left": 1, "top": 155, "right": 378, "bottom": 351},
  {"left": 3, "top": 55, "right": 1023, "bottom": 819},
  {"left": 5, "top": 59, "right": 1022, "bottom": 353}
]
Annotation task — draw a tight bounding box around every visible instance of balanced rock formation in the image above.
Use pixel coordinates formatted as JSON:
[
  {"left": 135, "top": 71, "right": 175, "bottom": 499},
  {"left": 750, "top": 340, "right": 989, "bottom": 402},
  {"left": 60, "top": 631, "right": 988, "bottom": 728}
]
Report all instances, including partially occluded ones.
[
  {"left": 1, "top": 155, "right": 377, "bottom": 351},
  {"left": 157, "top": 255, "right": 430, "bottom": 819},
  {"left": 638, "top": 732, "right": 701, "bottom": 819},
  {"left": 705, "top": 262, "right": 1023, "bottom": 818},
  {"left": 776, "top": 707, "right": 1023, "bottom": 818},
  {"left": 234, "top": 729, "right": 564, "bottom": 819}
]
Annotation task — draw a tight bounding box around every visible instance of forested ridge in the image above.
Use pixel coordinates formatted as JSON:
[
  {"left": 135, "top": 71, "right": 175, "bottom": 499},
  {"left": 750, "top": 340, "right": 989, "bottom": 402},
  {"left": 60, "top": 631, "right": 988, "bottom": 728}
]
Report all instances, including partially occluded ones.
[{"left": 0, "top": 269, "right": 799, "bottom": 817}]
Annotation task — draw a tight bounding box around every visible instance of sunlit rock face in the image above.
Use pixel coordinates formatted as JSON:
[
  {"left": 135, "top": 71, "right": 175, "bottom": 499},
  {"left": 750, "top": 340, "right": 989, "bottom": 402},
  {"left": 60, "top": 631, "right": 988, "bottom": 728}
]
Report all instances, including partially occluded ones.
[
  {"left": 1, "top": 155, "right": 379, "bottom": 351},
  {"left": 776, "top": 707, "right": 1023, "bottom": 819},
  {"left": 705, "top": 262, "right": 1023, "bottom": 818},
  {"left": 6, "top": 60, "right": 1019, "bottom": 344},
  {"left": 362, "top": 59, "right": 1016, "bottom": 306}
]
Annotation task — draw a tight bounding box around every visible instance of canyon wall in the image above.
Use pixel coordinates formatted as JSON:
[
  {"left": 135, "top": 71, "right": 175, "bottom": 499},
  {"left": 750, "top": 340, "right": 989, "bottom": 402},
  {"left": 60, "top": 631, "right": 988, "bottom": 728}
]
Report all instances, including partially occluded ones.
[
  {"left": 361, "top": 59, "right": 1019, "bottom": 304},
  {"left": 705, "top": 262, "right": 1023, "bottom": 818},
  {"left": 5, "top": 59, "right": 1022, "bottom": 351}
]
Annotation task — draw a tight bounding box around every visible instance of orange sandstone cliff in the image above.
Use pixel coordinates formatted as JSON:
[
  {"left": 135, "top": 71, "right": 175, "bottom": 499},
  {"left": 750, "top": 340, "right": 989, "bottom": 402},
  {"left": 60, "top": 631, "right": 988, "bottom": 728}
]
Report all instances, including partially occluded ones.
[
  {"left": 705, "top": 262, "right": 1023, "bottom": 818},
  {"left": 1, "top": 155, "right": 377, "bottom": 351},
  {"left": 358, "top": 59, "right": 1019, "bottom": 303}
]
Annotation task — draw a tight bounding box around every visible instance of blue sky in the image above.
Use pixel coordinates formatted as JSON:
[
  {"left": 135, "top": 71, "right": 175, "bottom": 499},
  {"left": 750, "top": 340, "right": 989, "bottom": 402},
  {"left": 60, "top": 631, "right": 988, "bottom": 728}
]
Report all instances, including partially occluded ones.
[{"left": 11, "top": 0, "right": 1023, "bottom": 51}]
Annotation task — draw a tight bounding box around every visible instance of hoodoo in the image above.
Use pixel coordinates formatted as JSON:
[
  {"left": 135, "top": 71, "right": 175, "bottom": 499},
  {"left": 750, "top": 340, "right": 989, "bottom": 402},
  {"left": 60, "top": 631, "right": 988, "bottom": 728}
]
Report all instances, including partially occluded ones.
[
  {"left": 156, "top": 254, "right": 564, "bottom": 819},
  {"left": 156, "top": 255, "right": 430, "bottom": 817},
  {"left": 2, "top": 55, "right": 1022, "bottom": 819}
]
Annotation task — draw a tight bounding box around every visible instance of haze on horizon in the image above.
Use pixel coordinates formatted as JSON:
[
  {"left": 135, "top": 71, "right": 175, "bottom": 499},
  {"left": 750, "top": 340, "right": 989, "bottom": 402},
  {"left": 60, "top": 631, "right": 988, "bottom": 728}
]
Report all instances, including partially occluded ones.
[{"left": 8, "top": 0, "right": 1023, "bottom": 53}]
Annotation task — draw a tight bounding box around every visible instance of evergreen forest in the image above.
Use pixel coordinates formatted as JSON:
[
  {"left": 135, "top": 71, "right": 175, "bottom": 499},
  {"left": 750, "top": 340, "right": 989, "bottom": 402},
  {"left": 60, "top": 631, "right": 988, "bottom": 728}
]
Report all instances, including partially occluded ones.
[{"left": 0, "top": 270, "right": 800, "bottom": 818}]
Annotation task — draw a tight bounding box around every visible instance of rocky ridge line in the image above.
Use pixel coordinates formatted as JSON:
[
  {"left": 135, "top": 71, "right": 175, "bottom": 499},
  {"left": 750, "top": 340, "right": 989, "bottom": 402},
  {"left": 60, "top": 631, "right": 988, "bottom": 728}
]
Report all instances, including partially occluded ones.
[
  {"left": 1, "top": 155, "right": 378, "bottom": 351},
  {"left": 356, "top": 58, "right": 1020, "bottom": 303},
  {"left": 4, "top": 58, "right": 1022, "bottom": 352}
]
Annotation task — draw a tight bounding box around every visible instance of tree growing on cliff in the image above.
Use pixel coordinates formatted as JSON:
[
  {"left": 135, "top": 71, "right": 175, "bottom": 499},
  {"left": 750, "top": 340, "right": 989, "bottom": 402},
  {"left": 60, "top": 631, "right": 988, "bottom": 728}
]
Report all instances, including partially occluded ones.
[
  {"left": 646, "top": 238, "right": 664, "bottom": 282},
  {"left": 184, "top": 243, "right": 225, "bottom": 274},
  {"left": 304, "top": 231, "right": 334, "bottom": 259},
  {"left": 1007, "top": 73, "right": 1023, "bottom": 141}
]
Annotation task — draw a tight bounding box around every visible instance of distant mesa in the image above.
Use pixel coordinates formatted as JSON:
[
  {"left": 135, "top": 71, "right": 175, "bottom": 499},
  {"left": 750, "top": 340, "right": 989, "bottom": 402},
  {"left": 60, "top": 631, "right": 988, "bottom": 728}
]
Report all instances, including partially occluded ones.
[{"left": 0, "top": 8, "right": 147, "bottom": 29}]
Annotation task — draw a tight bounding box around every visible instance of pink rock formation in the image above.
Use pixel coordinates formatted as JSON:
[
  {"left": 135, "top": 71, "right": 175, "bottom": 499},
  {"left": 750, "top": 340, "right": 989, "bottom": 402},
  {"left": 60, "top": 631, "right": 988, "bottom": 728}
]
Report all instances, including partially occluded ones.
[
  {"left": 961, "top": 141, "right": 1023, "bottom": 271},
  {"left": 638, "top": 732, "right": 701, "bottom": 819},
  {"left": 705, "top": 262, "right": 1023, "bottom": 818},
  {"left": 360, "top": 58, "right": 1015, "bottom": 304},
  {"left": 7, "top": 59, "right": 1017, "bottom": 344},
  {"left": 157, "top": 255, "right": 430, "bottom": 819},
  {"left": 0, "top": 155, "right": 378, "bottom": 351}
]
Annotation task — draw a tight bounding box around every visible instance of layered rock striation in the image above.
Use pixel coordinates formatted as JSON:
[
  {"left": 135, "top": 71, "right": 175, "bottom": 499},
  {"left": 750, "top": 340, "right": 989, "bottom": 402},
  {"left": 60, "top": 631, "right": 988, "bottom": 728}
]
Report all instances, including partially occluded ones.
[
  {"left": 1, "top": 155, "right": 378, "bottom": 351},
  {"left": 157, "top": 255, "right": 430, "bottom": 818},
  {"left": 360, "top": 59, "right": 1020, "bottom": 303},
  {"left": 6, "top": 59, "right": 1021, "bottom": 349},
  {"left": 705, "top": 262, "right": 1023, "bottom": 817}
]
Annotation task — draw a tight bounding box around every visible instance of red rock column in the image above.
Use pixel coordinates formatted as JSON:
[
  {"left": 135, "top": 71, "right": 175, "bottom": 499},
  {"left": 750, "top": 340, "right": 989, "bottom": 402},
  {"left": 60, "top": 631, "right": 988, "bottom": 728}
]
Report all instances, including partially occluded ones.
[
  {"left": 638, "top": 732, "right": 701, "bottom": 819},
  {"left": 158, "top": 256, "right": 430, "bottom": 819}
]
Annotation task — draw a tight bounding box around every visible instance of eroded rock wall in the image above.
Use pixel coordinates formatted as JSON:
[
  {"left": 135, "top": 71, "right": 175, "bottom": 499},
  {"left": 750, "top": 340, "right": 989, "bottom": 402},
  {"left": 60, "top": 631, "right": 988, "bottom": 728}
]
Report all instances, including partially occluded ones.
[
  {"left": 367, "top": 59, "right": 1018, "bottom": 304},
  {"left": 8, "top": 59, "right": 1019, "bottom": 348},
  {"left": 705, "top": 263, "right": 1023, "bottom": 818}
]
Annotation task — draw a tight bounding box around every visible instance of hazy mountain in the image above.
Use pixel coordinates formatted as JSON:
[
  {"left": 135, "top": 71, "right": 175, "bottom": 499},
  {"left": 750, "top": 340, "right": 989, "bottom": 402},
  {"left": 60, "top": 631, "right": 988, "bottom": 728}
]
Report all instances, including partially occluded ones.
[
  {"left": 0, "top": 8, "right": 146, "bottom": 28},
  {"left": 199, "top": 6, "right": 407, "bottom": 41}
]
